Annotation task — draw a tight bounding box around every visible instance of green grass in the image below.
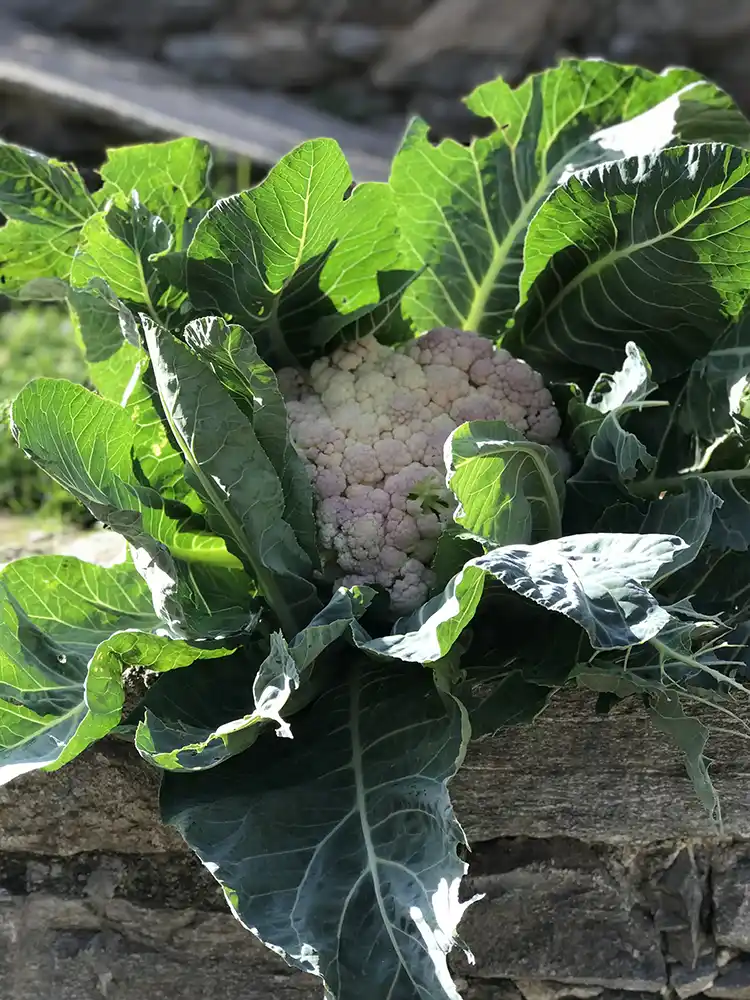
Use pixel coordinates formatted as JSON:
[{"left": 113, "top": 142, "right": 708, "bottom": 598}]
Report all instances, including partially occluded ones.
[{"left": 0, "top": 304, "right": 89, "bottom": 523}]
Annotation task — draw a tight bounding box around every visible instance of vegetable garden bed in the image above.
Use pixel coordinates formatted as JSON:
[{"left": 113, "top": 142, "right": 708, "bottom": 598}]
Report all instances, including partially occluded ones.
[{"left": 2, "top": 57, "right": 750, "bottom": 1000}]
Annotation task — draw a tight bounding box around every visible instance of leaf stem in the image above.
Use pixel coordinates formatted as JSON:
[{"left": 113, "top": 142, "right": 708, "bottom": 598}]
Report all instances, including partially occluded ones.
[{"left": 629, "top": 467, "right": 750, "bottom": 497}]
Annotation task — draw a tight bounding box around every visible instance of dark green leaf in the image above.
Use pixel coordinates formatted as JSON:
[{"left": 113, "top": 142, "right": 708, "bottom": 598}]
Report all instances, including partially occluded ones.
[
  {"left": 594, "top": 479, "right": 721, "bottom": 578},
  {"left": 143, "top": 319, "right": 320, "bottom": 636},
  {"left": 683, "top": 312, "right": 750, "bottom": 441},
  {"left": 567, "top": 341, "right": 658, "bottom": 454},
  {"left": 458, "top": 668, "right": 554, "bottom": 738},
  {"left": 183, "top": 316, "right": 318, "bottom": 564},
  {"left": 162, "top": 660, "right": 473, "bottom": 1000},
  {"left": 474, "top": 532, "right": 684, "bottom": 649},
  {"left": 136, "top": 586, "right": 374, "bottom": 770}
]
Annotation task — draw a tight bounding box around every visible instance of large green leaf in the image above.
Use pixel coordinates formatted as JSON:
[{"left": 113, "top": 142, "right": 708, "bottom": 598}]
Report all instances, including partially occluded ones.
[
  {"left": 142, "top": 319, "right": 320, "bottom": 636},
  {"left": 162, "top": 659, "right": 473, "bottom": 1000},
  {"left": 360, "top": 530, "right": 683, "bottom": 664},
  {"left": 98, "top": 137, "right": 212, "bottom": 247},
  {"left": 446, "top": 420, "right": 565, "bottom": 545},
  {"left": 136, "top": 586, "right": 374, "bottom": 770},
  {"left": 474, "top": 533, "right": 684, "bottom": 648},
  {"left": 593, "top": 479, "right": 721, "bottom": 579},
  {"left": 0, "top": 144, "right": 95, "bottom": 296},
  {"left": 186, "top": 139, "right": 403, "bottom": 366},
  {"left": 0, "top": 555, "right": 220, "bottom": 780},
  {"left": 10, "top": 378, "right": 256, "bottom": 639},
  {"left": 508, "top": 144, "right": 750, "bottom": 383},
  {"left": 391, "top": 61, "right": 749, "bottom": 336}
]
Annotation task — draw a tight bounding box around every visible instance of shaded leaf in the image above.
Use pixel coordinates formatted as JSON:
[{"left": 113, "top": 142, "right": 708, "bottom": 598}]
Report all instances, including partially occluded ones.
[
  {"left": 183, "top": 316, "right": 318, "bottom": 563},
  {"left": 162, "top": 659, "right": 473, "bottom": 1000},
  {"left": 143, "top": 320, "right": 320, "bottom": 636},
  {"left": 136, "top": 586, "right": 374, "bottom": 770}
]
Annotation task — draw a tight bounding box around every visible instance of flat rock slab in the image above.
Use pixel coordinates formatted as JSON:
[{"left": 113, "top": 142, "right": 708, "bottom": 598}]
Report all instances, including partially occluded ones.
[{"left": 0, "top": 16, "right": 396, "bottom": 180}]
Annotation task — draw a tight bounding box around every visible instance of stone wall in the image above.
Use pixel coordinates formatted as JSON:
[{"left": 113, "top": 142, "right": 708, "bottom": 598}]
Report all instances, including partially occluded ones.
[
  {"left": 4, "top": 0, "right": 750, "bottom": 143},
  {"left": 4, "top": 691, "right": 750, "bottom": 999}
]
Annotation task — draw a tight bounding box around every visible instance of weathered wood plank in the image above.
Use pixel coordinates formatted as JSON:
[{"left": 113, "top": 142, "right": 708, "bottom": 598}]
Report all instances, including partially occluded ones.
[{"left": 0, "top": 17, "right": 395, "bottom": 180}]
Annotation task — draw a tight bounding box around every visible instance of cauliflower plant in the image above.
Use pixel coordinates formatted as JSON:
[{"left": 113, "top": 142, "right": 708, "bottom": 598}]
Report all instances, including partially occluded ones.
[{"left": 278, "top": 328, "right": 560, "bottom": 614}]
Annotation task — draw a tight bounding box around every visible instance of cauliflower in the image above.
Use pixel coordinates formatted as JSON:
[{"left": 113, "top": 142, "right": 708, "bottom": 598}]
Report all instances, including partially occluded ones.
[{"left": 278, "top": 328, "right": 560, "bottom": 614}]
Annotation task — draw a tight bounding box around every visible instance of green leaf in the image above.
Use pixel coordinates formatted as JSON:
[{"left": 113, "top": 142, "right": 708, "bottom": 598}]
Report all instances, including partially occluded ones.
[
  {"left": 0, "top": 144, "right": 95, "bottom": 296},
  {"left": 509, "top": 144, "right": 750, "bottom": 383},
  {"left": 186, "top": 139, "right": 403, "bottom": 366},
  {"left": 0, "top": 555, "right": 218, "bottom": 780},
  {"left": 142, "top": 319, "right": 320, "bottom": 636},
  {"left": 68, "top": 278, "right": 145, "bottom": 403},
  {"left": 575, "top": 656, "right": 720, "bottom": 822},
  {"left": 474, "top": 532, "right": 684, "bottom": 649},
  {"left": 136, "top": 586, "right": 374, "bottom": 770},
  {"left": 70, "top": 196, "right": 176, "bottom": 319},
  {"left": 162, "top": 659, "right": 473, "bottom": 1000},
  {"left": 648, "top": 690, "right": 719, "bottom": 820},
  {"left": 10, "top": 377, "right": 256, "bottom": 639},
  {"left": 391, "top": 60, "right": 747, "bottom": 336},
  {"left": 0, "top": 220, "right": 81, "bottom": 297},
  {"left": 0, "top": 142, "right": 93, "bottom": 225},
  {"left": 594, "top": 479, "right": 722, "bottom": 577},
  {"left": 357, "top": 562, "right": 488, "bottom": 664},
  {"left": 446, "top": 420, "right": 564, "bottom": 545},
  {"left": 183, "top": 316, "right": 318, "bottom": 564},
  {"left": 98, "top": 138, "right": 212, "bottom": 247},
  {"left": 568, "top": 341, "right": 658, "bottom": 454},
  {"left": 458, "top": 668, "right": 554, "bottom": 738}
]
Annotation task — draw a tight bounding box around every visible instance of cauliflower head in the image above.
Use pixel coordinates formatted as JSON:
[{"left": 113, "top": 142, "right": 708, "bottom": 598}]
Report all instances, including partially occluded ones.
[{"left": 278, "top": 327, "right": 560, "bottom": 614}]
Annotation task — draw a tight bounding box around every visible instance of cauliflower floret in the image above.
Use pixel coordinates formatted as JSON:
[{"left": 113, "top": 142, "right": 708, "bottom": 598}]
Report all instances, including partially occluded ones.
[{"left": 280, "top": 328, "right": 560, "bottom": 613}]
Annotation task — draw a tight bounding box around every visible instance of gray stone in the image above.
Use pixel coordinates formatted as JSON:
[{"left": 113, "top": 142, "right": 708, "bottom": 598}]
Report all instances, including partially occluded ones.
[
  {"left": 708, "top": 960, "right": 750, "bottom": 999},
  {"left": 644, "top": 847, "right": 712, "bottom": 968},
  {"left": 450, "top": 838, "right": 666, "bottom": 990},
  {"left": 162, "top": 24, "right": 339, "bottom": 88},
  {"left": 670, "top": 957, "right": 718, "bottom": 997},
  {"left": 712, "top": 848, "right": 750, "bottom": 951},
  {"left": 319, "top": 23, "right": 389, "bottom": 62},
  {"left": 0, "top": 0, "right": 226, "bottom": 39},
  {"left": 451, "top": 692, "right": 750, "bottom": 844}
]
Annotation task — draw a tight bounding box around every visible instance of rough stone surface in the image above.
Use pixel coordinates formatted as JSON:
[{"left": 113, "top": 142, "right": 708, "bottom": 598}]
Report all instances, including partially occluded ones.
[{"left": 0, "top": 690, "right": 749, "bottom": 998}]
